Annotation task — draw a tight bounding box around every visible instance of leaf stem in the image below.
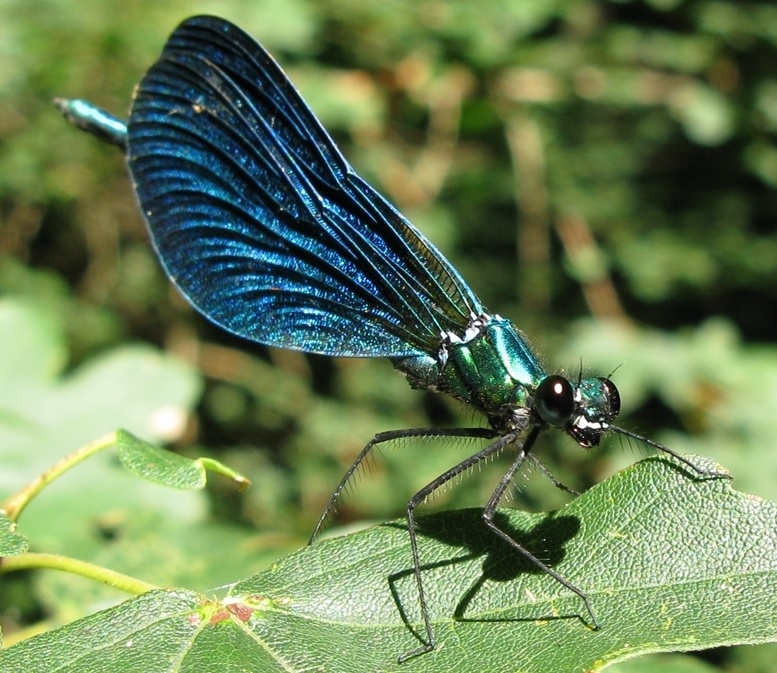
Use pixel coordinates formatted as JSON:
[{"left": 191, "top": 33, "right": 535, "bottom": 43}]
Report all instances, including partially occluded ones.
[
  {"left": 1, "top": 432, "right": 117, "bottom": 521},
  {"left": 0, "top": 552, "right": 160, "bottom": 595}
]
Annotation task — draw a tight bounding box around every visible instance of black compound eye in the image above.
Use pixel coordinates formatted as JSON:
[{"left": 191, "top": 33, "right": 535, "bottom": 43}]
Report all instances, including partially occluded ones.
[
  {"left": 535, "top": 375, "right": 575, "bottom": 427},
  {"left": 597, "top": 377, "right": 621, "bottom": 419}
]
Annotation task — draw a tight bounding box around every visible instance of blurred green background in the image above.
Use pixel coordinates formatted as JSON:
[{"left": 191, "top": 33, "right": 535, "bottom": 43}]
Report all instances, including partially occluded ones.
[{"left": 1, "top": 0, "right": 777, "bottom": 670}]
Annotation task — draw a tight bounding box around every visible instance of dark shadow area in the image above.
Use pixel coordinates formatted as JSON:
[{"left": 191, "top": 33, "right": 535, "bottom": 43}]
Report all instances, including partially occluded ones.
[{"left": 386, "top": 508, "right": 584, "bottom": 637}]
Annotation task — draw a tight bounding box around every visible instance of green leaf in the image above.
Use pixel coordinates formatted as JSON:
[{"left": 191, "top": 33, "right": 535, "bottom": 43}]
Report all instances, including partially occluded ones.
[
  {"left": 605, "top": 652, "right": 721, "bottom": 673},
  {"left": 116, "top": 430, "right": 249, "bottom": 491},
  {"left": 0, "top": 511, "right": 28, "bottom": 556},
  {"left": 0, "top": 301, "right": 66, "bottom": 387},
  {"left": 0, "top": 299, "right": 204, "bottom": 546},
  {"left": 2, "top": 456, "right": 775, "bottom": 672},
  {"left": 117, "top": 429, "right": 206, "bottom": 489}
]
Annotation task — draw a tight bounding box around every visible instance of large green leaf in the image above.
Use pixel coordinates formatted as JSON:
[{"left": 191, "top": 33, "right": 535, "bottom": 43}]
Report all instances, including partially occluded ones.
[
  {"left": 605, "top": 652, "right": 721, "bottom": 673},
  {"left": 1, "top": 456, "right": 774, "bottom": 672}
]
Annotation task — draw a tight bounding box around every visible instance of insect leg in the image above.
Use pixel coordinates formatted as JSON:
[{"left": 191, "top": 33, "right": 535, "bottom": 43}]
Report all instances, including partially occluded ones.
[
  {"left": 610, "top": 426, "right": 731, "bottom": 480},
  {"left": 527, "top": 454, "right": 581, "bottom": 496},
  {"left": 309, "top": 426, "right": 496, "bottom": 544},
  {"left": 481, "top": 426, "right": 600, "bottom": 630},
  {"left": 398, "top": 429, "right": 521, "bottom": 663}
]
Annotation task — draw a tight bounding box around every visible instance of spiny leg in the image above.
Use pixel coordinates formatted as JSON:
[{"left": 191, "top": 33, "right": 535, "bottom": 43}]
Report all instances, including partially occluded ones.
[
  {"left": 481, "top": 426, "right": 600, "bottom": 630},
  {"left": 527, "top": 454, "right": 580, "bottom": 497},
  {"left": 309, "top": 426, "right": 497, "bottom": 544},
  {"left": 610, "top": 426, "right": 731, "bottom": 480},
  {"left": 398, "top": 429, "right": 523, "bottom": 663}
]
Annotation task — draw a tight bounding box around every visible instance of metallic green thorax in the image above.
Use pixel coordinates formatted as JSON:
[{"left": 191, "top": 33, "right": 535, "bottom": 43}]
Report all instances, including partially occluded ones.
[{"left": 393, "top": 314, "right": 546, "bottom": 429}]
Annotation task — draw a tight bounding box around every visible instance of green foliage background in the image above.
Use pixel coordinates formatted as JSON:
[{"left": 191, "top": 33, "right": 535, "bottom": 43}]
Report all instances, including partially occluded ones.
[{"left": 1, "top": 0, "right": 776, "bottom": 670}]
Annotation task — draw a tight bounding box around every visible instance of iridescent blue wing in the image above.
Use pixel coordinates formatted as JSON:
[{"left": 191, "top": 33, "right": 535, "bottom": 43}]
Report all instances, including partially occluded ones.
[{"left": 127, "top": 15, "right": 483, "bottom": 358}]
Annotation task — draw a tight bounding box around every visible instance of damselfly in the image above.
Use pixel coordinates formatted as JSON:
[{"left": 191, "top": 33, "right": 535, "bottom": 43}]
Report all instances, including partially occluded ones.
[{"left": 56, "top": 15, "right": 727, "bottom": 661}]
